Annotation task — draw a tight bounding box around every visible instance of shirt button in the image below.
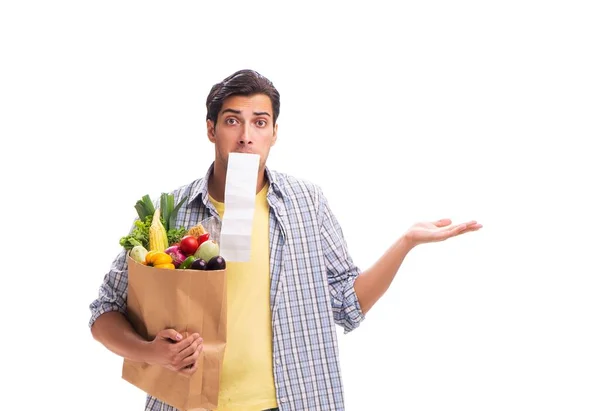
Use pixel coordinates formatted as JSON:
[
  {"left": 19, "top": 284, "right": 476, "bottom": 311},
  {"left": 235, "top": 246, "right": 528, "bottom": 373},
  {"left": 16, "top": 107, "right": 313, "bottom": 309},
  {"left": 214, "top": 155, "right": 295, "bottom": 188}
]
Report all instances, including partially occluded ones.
[
  {"left": 280, "top": 398, "right": 287, "bottom": 403},
  {"left": 275, "top": 358, "right": 281, "bottom": 365}
]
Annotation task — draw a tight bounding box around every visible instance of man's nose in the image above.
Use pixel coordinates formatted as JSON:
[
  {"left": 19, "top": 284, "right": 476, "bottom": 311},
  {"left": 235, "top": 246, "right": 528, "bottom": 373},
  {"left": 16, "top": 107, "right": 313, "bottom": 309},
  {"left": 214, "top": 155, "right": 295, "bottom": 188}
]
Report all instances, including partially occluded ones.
[{"left": 239, "top": 124, "right": 253, "bottom": 145}]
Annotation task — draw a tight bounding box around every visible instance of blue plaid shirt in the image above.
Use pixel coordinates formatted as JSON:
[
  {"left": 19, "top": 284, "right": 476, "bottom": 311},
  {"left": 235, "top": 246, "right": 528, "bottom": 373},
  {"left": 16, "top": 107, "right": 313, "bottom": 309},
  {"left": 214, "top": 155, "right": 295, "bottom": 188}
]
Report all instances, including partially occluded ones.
[{"left": 89, "top": 163, "right": 365, "bottom": 411}]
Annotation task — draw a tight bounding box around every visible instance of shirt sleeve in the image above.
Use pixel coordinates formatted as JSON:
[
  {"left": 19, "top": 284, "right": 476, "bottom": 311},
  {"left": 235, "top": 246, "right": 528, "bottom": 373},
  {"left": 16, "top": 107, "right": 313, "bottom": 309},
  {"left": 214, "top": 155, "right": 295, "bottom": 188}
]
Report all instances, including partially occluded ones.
[
  {"left": 88, "top": 248, "right": 129, "bottom": 329},
  {"left": 317, "top": 186, "right": 365, "bottom": 333}
]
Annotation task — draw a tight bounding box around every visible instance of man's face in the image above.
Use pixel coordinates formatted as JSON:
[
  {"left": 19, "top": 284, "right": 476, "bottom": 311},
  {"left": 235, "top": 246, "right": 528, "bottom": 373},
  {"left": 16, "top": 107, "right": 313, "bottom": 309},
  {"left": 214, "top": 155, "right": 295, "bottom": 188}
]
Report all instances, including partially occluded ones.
[{"left": 207, "top": 94, "right": 278, "bottom": 172}]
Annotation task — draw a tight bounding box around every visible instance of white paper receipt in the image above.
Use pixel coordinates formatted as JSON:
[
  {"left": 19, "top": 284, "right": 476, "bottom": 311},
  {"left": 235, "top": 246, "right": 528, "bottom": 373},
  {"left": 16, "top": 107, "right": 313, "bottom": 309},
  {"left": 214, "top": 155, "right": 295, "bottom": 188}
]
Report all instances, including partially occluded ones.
[{"left": 219, "top": 152, "right": 260, "bottom": 262}]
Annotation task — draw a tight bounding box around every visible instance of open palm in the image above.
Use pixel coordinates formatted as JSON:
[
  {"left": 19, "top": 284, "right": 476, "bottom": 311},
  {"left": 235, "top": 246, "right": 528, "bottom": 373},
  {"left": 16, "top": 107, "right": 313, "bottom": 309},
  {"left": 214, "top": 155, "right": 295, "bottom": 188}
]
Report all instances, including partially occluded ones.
[{"left": 404, "top": 218, "right": 482, "bottom": 247}]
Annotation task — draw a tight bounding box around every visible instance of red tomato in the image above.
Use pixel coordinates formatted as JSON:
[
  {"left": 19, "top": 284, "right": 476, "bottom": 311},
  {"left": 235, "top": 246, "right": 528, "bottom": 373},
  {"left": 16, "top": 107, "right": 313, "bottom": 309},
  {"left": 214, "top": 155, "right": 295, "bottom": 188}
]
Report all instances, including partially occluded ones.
[
  {"left": 179, "top": 235, "right": 199, "bottom": 255},
  {"left": 197, "top": 232, "right": 210, "bottom": 246}
]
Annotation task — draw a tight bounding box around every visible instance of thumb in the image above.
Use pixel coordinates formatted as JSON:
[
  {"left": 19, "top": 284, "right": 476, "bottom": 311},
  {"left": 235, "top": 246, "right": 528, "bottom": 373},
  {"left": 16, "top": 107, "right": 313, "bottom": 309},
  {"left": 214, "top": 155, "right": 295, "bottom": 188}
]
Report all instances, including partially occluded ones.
[
  {"left": 158, "top": 329, "right": 183, "bottom": 341},
  {"left": 434, "top": 218, "right": 452, "bottom": 227}
]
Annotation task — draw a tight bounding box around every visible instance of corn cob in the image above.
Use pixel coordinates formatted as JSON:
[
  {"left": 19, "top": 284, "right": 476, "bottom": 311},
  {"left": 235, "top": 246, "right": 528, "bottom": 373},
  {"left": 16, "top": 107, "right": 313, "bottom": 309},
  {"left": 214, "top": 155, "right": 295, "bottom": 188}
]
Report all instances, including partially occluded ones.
[{"left": 149, "top": 208, "right": 169, "bottom": 252}]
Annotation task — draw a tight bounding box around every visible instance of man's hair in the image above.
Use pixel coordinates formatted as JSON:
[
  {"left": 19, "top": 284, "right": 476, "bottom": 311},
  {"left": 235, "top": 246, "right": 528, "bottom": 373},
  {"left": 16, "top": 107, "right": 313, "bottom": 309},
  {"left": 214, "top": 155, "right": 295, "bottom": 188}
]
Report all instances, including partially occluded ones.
[{"left": 206, "top": 69, "right": 281, "bottom": 126}]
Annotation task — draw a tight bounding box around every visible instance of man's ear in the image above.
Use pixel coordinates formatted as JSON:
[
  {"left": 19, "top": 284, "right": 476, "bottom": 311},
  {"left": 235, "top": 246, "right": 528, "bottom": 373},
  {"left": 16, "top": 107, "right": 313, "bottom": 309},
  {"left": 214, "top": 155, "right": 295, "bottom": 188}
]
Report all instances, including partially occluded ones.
[
  {"left": 207, "top": 120, "right": 216, "bottom": 143},
  {"left": 271, "top": 123, "right": 278, "bottom": 147}
]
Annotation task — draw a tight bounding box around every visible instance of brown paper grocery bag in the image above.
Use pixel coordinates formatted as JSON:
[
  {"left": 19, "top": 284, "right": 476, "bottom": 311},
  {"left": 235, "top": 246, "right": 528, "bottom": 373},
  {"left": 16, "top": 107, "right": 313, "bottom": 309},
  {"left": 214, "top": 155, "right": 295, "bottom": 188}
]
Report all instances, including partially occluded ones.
[{"left": 122, "top": 255, "right": 227, "bottom": 410}]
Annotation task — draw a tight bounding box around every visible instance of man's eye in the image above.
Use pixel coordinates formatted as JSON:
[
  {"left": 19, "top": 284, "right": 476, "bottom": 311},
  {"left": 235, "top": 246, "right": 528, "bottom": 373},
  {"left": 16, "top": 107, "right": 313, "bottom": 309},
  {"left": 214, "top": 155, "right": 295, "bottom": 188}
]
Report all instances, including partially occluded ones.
[
  {"left": 226, "top": 118, "right": 237, "bottom": 125},
  {"left": 256, "top": 120, "right": 267, "bottom": 127}
]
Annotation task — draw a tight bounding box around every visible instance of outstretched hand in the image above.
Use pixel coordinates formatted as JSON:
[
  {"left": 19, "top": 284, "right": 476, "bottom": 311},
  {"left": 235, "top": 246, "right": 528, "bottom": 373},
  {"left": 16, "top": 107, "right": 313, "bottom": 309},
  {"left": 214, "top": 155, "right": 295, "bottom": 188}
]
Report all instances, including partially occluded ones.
[{"left": 404, "top": 218, "right": 482, "bottom": 248}]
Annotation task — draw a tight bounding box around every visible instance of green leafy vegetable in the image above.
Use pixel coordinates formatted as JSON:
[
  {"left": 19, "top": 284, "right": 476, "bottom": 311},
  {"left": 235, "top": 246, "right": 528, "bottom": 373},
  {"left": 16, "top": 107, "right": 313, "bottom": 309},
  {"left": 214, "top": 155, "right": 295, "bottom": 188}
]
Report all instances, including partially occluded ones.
[
  {"left": 120, "top": 193, "right": 188, "bottom": 250},
  {"left": 167, "top": 226, "right": 187, "bottom": 246},
  {"left": 119, "top": 215, "right": 152, "bottom": 250},
  {"left": 159, "top": 193, "right": 188, "bottom": 232},
  {"left": 134, "top": 195, "right": 155, "bottom": 221}
]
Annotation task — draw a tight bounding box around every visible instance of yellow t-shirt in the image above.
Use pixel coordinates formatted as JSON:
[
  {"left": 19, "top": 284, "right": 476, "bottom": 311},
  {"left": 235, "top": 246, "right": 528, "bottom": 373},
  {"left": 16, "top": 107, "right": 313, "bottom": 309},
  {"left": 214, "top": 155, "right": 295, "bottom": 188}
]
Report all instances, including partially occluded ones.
[{"left": 208, "top": 182, "right": 277, "bottom": 411}]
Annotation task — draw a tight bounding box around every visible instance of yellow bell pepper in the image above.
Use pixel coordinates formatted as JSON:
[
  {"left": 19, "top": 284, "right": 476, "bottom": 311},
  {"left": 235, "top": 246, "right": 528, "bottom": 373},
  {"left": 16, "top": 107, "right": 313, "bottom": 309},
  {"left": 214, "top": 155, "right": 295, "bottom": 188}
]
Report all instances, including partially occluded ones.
[{"left": 145, "top": 251, "right": 175, "bottom": 269}]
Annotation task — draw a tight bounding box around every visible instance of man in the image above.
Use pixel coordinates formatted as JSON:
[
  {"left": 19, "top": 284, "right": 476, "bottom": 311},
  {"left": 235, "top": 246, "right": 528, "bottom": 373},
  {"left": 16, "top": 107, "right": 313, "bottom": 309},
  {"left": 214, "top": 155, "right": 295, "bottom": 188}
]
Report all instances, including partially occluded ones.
[{"left": 89, "top": 69, "right": 482, "bottom": 411}]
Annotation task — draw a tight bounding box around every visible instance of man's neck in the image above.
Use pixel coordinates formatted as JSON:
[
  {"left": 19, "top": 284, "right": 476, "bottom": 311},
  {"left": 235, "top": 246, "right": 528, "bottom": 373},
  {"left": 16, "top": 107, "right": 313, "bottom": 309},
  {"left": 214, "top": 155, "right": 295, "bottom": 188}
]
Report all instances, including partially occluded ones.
[{"left": 208, "top": 162, "right": 266, "bottom": 203}]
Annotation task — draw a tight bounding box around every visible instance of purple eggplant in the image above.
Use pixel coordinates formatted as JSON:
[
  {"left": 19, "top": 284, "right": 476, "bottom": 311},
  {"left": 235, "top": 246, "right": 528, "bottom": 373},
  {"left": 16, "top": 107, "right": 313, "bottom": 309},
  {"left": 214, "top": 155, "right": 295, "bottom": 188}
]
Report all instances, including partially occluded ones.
[
  {"left": 206, "top": 255, "right": 226, "bottom": 271},
  {"left": 190, "top": 258, "right": 207, "bottom": 270}
]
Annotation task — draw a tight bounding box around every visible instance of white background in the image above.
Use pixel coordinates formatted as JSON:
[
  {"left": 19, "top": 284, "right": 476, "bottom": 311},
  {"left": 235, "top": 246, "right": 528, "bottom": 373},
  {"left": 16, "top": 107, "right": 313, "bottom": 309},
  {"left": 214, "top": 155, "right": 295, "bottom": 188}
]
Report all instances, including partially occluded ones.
[{"left": 1, "top": 1, "right": 599, "bottom": 410}]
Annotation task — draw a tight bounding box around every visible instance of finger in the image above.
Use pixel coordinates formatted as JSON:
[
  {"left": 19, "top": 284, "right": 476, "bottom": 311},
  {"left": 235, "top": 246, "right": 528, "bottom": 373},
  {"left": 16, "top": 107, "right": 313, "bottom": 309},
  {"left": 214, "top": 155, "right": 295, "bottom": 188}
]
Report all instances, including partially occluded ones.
[
  {"left": 175, "top": 338, "right": 203, "bottom": 363},
  {"left": 177, "top": 349, "right": 200, "bottom": 370},
  {"left": 180, "top": 360, "right": 199, "bottom": 375},
  {"left": 460, "top": 224, "right": 483, "bottom": 233},
  {"left": 451, "top": 223, "right": 483, "bottom": 237},
  {"left": 439, "top": 222, "right": 465, "bottom": 232},
  {"left": 433, "top": 222, "right": 482, "bottom": 241},
  {"left": 463, "top": 220, "right": 479, "bottom": 227},
  {"left": 174, "top": 333, "right": 201, "bottom": 352},
  {"left": 433, "top": 219, "right": 452, "bottom": 227},
  {"left": 442, "top": 220, "right": 480, "bottom": 231},
  {"left": 181, "top": 346, "right": 203, "bottom": 374},
  {"left": 442, "top": 224, "right": 468, "bottom": 238},
  {"left": 158, "top": 329, "right": 183, "bottom": 342}
]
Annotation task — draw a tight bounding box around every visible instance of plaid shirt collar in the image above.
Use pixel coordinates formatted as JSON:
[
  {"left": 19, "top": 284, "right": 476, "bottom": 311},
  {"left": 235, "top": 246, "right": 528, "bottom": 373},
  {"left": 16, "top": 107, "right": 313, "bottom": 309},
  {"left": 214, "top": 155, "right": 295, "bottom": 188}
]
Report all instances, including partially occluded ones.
[{"left": 188, "top": 161, "right": 288, "bottom": 210}]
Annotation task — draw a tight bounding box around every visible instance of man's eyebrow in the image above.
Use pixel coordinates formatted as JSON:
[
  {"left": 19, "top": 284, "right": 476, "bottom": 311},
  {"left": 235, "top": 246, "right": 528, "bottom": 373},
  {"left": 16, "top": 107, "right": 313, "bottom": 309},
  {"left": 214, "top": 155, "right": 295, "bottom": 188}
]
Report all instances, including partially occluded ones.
[
  {"left": 220, "top": 108, "right": 271, "bottom": 117},
  {"left": 221, "top": 108, "right": 241, "bottom": 115}
]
